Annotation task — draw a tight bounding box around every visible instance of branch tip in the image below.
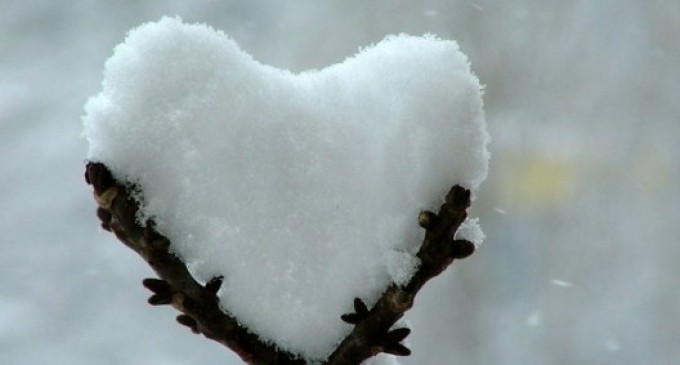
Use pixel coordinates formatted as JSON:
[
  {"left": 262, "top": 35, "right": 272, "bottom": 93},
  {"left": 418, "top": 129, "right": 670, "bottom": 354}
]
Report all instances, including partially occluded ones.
[
  {"left": 96, "top": 207, "right": 112, "bottom": 230},
  {"left": 383, "top": 343, "right": 411, "bottom": 357},
  {"left": 385, "top": 328, "right": 410, "bottom": 343},
  {"left": 353, "top": 298, "right": 369, "bottom": 315},
  {"left": 450, "top": 239, "right": 475, "bottom": 259},
  {"left": 176, "top": 314, "right": 200, "bottom": 334},
  {"left": 340, "top": 313, "right": 360, "bottom": 325},
  {"left": 94, "top": 186, "right": 119, "bottom": 209},
  {"left": 446, "top": 185, "right": 471, "bottom": 209},
  {"left": 205, "top": 276, "right": 224, "bottom": 294},
  {"left": 148, "top": 293, "right": 173, "bottom": 306},
  {"left": 341, "top": 298, "right": 370, "bottom": 325},
  {"left": 85, "top": 162, "right": 115, "bottom": 194},
  {"left": 142, "top": 278, "right": 172, "bottom": 293}
]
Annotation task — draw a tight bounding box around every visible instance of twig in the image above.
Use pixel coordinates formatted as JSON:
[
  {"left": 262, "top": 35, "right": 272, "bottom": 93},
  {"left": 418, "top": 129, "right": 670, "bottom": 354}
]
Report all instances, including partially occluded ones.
[
  {"left": 85, "top": 162, "right": 305, "bottom": 365},
  {"left": 326, "top": 185, "right": 474, "bottom": 365}
]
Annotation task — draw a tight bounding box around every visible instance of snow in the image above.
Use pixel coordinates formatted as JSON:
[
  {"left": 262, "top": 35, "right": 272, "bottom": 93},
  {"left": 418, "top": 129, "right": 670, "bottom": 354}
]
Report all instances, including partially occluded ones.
[
  {"left": 82, "top": 16, "right": 489, "bottom": 361},
  {"left": 386, "top": 251, "right": 421, "bottom": 286},
  {"left": 494, "top": 207, "right": 507, "bottom": 215},
  {"left": 454, "top": 217, "right": 485, "bottom": 247},
  {"left": 550, "top": 279, "right": 573, "bottom": 288}
]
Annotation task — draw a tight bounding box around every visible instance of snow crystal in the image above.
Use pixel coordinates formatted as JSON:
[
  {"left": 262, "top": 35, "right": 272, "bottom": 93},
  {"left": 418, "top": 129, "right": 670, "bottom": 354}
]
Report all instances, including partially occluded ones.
[
  {"left": 494, "top": 207, "right": 507, "bottom": 215},
  {"left": 454, "top": 217, "right": 485, "bottom": 246},
  {"left": 550, "top": 279, "right": 574, "bottom": 288},
  {"left": 82, "top": 16, "right": 489, "bottom": 360},
  {"left": 386, "top": 251, "right": 420, "bottom": 285}
]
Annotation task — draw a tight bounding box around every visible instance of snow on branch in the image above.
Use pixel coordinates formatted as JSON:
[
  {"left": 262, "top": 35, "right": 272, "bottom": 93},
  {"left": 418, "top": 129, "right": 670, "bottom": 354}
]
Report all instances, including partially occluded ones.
[
  {"left": 329, "top": 186, "right": 475, "bottom": 364},
  {"left": 85, "top": 162, "right": 476, "bottom": 365},
  {"left": 86, "top": 162, "right": 305, "bottom": 365},
  {"left": 82, "top": 17, "right": 489, "bottom": 364}
]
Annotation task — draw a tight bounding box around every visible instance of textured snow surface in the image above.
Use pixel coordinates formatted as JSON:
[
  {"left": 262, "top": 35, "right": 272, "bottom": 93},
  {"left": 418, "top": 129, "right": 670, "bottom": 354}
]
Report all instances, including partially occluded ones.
[
  {"left": 82, "top": 17, "right": 488, "bottom": 360},
  {"left": 454, "top": 217, "right": 485, "bottom": 247}
]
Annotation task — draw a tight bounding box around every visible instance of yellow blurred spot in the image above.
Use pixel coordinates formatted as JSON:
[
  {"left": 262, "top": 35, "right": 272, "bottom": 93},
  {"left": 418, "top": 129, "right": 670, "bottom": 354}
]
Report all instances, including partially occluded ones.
[{"left": 500, "top": 154, "right": 577, "bottom": 210}]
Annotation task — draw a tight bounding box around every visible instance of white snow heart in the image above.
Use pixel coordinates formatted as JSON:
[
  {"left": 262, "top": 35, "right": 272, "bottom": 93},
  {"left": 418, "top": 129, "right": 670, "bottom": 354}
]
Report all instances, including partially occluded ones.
[{"left": 83, "top": 17, "right": 489, "bottom": 360}]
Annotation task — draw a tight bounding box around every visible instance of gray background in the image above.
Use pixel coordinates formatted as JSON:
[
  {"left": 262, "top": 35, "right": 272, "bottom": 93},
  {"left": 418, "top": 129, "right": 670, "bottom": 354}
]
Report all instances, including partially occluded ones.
[{"left": 1, "top": 1, "right": 678, "bottom": 364}]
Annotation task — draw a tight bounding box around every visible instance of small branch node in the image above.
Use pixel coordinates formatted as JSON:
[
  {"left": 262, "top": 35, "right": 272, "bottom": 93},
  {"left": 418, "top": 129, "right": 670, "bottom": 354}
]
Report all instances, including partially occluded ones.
[
  {"left": 386, "top": 287, "right": 413, "bottom": 312},
  {"left": 417, "top": 211, "right": 438, "bottom": 230},
  {"left": 94, "top": 186, "right": 119, "bottom": 209},
  {"left": 385, "top": 327, "right": 410, "bottom": 343},
  {"left": 148, "top": 293, "right": 173, "bottom": 306},
  {"left": 96, "top": 207, "right": 112, "bottom": 231},
  {"left": 446, "top": 185, "right": 471, "bottom": 209},
  {"left": 176, "top": 314, "right": 200, "bottom": 334},
  {"left": 205, "top": 276, "right": 224, "bottom": 294},
  {"left": 382, "top": 343, "right": 411, "bottom": 357},
  {"left": 142, "top": 278, "right": 172, "bottom": 293},
  {"left": 450, "top": 239, "right": 475, "bottom": 259},
  {"left": 340, "top": 297, "right": 370, "bottom": 325}
]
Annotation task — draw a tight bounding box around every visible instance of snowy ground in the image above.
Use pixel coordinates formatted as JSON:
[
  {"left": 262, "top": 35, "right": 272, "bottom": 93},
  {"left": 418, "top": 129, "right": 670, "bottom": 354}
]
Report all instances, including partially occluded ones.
[{"left": 1, "top": 1, "right": 678, "bottom": 364}]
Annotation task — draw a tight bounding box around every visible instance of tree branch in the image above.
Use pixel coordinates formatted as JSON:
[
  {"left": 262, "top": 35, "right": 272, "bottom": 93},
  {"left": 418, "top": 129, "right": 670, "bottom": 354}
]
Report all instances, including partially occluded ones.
[
  {"left": 326, "top": 185, "right": 474, "bottom": 365},
  {"left": 85, "top": 162, "right": 475, "bottom": 365},
  {"left": 85, "top": 162, "right": 305, "bottom": 365}
]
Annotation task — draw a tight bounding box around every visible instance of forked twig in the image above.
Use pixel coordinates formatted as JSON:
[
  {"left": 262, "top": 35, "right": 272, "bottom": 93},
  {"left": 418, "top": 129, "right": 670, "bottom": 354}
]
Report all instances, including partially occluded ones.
[{"left": 85, "top": 162, "right": 475, "bottom": 365}]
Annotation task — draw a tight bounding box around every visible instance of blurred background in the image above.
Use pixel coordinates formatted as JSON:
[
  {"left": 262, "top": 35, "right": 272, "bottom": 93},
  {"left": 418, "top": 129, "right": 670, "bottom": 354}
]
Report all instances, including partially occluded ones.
[{"left": 1, "top": 1, "right": 678, "bottom": 364}]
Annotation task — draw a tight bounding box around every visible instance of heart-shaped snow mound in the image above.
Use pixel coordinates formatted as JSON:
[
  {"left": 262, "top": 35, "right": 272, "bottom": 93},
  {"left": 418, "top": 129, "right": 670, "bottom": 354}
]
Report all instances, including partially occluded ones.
[{"left": 83, "top": 17, "right": 489, "bottom": 360}]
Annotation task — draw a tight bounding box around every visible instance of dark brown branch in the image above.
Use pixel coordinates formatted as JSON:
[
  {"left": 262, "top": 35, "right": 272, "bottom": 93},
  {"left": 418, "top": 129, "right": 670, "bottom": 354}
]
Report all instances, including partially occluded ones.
[
  {"left": 85, "top": 162, "right": 476, "bottom": 365},
  {"left": 326, "top": 185, "right": 474, "bottom": 365},
  {"left": 85, "top": 162, "right": 305, "bottom": 365}
]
